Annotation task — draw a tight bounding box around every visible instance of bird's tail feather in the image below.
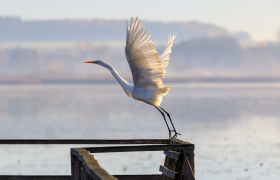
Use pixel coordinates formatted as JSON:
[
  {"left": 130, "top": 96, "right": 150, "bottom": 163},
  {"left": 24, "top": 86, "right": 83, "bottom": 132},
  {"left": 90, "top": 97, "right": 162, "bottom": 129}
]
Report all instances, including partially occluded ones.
[{"left": 157, "top": 86, "right": 172, "bottom": 96}]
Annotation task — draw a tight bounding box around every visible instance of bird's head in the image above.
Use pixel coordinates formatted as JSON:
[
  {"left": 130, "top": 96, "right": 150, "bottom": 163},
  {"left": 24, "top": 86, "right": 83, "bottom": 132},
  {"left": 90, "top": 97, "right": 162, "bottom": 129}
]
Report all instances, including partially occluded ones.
[
  {"left": 84, "top": 60, "right": 102, "bottom": 65},
  {"left": 84, "top": 60, "right": 111, "bottom": 69}
]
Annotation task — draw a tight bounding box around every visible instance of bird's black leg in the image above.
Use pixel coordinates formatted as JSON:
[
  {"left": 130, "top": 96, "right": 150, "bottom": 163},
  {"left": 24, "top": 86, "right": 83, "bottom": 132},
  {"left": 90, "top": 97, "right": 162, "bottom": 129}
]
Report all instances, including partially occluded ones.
[
  {"left": 154, "top": 105, "right": 172, "bottom": 139},
  {"left": 160, "top": 107, "right": 181, "bottom": 139}
]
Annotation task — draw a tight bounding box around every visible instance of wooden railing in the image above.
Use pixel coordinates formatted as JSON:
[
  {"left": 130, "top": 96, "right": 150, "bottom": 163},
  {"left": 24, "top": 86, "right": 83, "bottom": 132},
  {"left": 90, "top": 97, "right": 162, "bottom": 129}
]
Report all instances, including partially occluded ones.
[{"left": 0, "top": 139, "right": 195, "bottom": 180}]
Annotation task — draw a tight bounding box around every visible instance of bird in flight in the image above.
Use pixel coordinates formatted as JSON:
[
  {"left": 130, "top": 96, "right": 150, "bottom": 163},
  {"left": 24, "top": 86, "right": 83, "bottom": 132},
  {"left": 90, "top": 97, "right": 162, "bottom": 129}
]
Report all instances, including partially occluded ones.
[{"left": 85, "top": 17, "right": 180, "bottom": 139}]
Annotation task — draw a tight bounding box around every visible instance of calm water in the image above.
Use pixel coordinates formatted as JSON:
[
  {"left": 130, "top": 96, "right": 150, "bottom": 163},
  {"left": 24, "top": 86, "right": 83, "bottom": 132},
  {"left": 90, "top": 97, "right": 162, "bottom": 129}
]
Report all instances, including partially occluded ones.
[{"left": 0, "top": 83, "right": 280, "bottom": 180}]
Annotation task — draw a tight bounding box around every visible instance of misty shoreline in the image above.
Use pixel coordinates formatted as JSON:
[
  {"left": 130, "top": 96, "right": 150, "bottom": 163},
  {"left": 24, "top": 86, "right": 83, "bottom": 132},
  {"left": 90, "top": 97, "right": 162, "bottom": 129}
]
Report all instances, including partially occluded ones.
[{"left": 1, "top": 77, "right": 280, "bottom": 85}]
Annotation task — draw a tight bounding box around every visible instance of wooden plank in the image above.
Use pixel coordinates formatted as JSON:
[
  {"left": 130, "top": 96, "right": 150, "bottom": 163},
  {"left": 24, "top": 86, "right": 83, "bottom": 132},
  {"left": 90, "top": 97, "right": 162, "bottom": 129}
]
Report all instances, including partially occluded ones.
[
  {"left": 162, "top": 156, "right": 175, "bottom": 180},
  {"left": 71, "top": 154, "right": 75, "bottom": 180},
  {"left": 82, "top": 164, "right": 87, "bottom": 180},
  {"left": 113, "top": 175, "right": 161, "bottom": 180},
  {"left": 82, "top": 144, "right": 194, "bottom": 153},
  {"left": 72, "top": 148, "right": 117, "bottom": 180},
  {"left": 182, "top": 151, "right": 195, "bottom": 180},
  {"left": 164, "top": 150, "right": 181, "bottom": 160},
  {"left": 72, "top": 155, "right": 82, "bottom": 180},
  {"left": 0, "top": 139, "right": 169, "bottom": 144},
  {"left": 0, "top": 176, "right": 70, "bottom": 180},
  {"left": 174, "top": 151, "right": 184, "bottom": 180},
  {"left": 159, "top": 165, "right": 176, "bottom": 179},
  {"left": 0, "top": 175, "right": 163, "bottom": 180},
  {"left": 186, "top": 150, "right": 195, "bottom": 176},
  {"left": 169, "top": 139, "right": 192, "bottom": 145}
]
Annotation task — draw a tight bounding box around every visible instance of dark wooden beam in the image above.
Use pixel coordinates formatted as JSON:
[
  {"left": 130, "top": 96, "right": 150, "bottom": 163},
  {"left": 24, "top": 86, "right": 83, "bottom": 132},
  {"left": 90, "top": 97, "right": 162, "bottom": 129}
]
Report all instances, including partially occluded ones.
[
  {"left": 82, "top": 144, "right": 194, "bottom": 153},
  {"left": 182, "top": 151, "right": 195, "bottom": 180},
  {"left": 0, "top": 176, "right": 70, "bottom": 180},
  {"left": 0, "top": 175, "right": 163, "bottom": 180},
  {"left": 0, "top": 139, "right": 170, "bottom": 144}
]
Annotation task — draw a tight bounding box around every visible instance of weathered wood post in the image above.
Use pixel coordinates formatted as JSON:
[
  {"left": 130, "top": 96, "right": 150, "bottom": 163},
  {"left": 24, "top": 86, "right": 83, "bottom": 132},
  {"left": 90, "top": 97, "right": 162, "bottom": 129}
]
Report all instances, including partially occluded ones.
[
  {"left": 182, "top": 150, "right": 195, "bottom": 180},
  {"left": 160, "top": 139, "right": 195, "bottom": 180},
  {"left": 71, "top": 154, "right": 82, "bottom": 180},
  {"left": 185, "top": 149, "right": 195, "bottom": 176}
]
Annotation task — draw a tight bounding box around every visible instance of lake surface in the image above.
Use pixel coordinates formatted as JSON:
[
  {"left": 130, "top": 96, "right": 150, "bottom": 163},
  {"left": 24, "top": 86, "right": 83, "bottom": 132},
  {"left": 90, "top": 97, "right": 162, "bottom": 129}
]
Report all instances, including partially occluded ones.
[{"left": 0, "top": 83, "right": 280, "bottom": 180}]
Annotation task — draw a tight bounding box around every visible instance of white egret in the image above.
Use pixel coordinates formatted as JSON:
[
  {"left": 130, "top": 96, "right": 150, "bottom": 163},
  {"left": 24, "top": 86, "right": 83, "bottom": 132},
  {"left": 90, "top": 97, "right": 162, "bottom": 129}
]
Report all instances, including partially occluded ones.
[{"left": 85, "top": 17, "right": 180, "bottom": 139}]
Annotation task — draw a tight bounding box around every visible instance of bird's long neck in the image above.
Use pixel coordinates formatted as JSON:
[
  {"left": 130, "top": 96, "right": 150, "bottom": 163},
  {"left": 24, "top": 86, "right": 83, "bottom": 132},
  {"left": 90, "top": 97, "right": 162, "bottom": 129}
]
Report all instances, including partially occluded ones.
[{"left": 99, "top": 62, "right": 132, "bottom": 97}]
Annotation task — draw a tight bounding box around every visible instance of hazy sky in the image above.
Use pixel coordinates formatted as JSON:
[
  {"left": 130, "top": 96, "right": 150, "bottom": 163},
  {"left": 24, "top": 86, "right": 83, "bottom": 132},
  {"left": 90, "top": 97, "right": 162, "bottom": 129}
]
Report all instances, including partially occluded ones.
[{"left": 1, "top": 0, "right": 279, "bottom": 41}]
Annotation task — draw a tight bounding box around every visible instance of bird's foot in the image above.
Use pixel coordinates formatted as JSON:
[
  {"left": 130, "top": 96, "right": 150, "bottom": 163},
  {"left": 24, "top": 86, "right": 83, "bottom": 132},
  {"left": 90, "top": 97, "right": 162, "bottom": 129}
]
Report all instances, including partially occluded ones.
[
  {"left": 170, "top": 130, "right": 182, "bottom": 139},
  {"left": 168, "top": 131, "right": 172, "bottom": 139}
]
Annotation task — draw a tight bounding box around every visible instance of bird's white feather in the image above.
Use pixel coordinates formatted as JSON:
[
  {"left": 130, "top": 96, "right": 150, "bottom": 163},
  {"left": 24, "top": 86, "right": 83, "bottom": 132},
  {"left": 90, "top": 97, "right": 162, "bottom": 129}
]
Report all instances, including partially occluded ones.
[
  {"left": 160, "top": 33, "right": 177, "bottom": 68},
  {"left": 125, "top": 17, "right": 172, "bottom": 90}
]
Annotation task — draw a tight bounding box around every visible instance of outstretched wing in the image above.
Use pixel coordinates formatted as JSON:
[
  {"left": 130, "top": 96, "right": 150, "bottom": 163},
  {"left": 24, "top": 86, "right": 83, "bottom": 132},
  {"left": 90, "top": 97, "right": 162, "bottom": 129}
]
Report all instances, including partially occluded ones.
[
  {"left": 125, "top": 17, "right": 165, "bottom": 89},
  {"left": 160, "top": 33, "right": 177, "bottom": 68}
]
